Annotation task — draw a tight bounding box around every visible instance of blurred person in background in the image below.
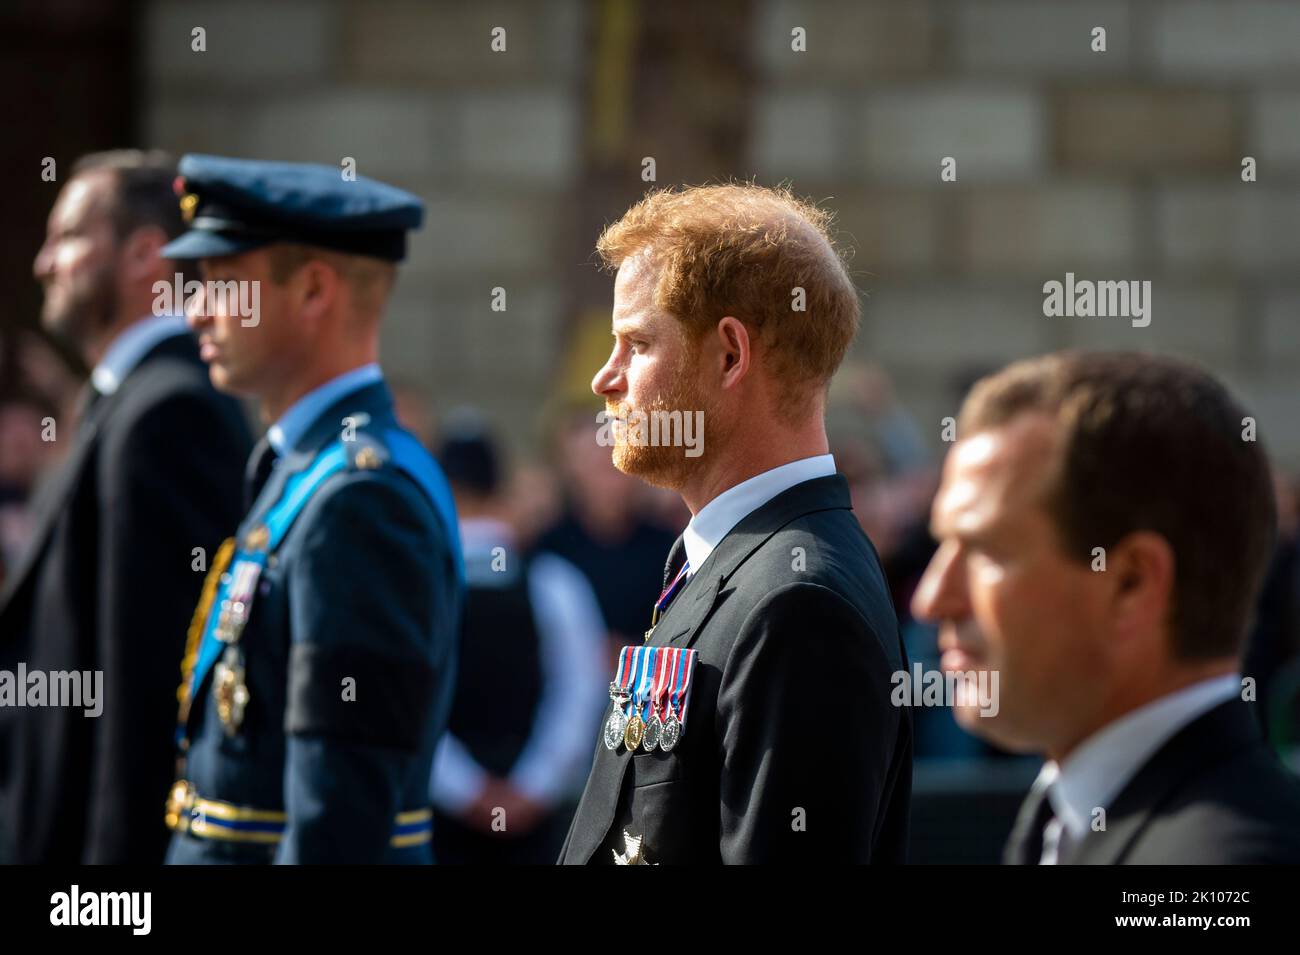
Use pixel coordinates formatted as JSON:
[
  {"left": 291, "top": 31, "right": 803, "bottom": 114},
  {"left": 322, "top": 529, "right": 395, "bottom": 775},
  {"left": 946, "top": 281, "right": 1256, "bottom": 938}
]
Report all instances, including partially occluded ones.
[
  {"left": 534, "top": 405, "right": 683, "bottom": 664},
  {"left": 914, "top": 351, "right": 1300, "bottom": 864},
  {"left": 0, "top": 393, "right": 60, "bottom": 586},
  {"left": 830, "top": 363, "right": 998, "bottom": 761},
  {"left": 0, "top": 328, "right": 83, "bottom": 434},
  {"left": 390, "top": 378, "right": 440, "bottom": 451},
  {"left": 0, "top": 150, "right": 251, "bottom": 864},
  {"left": 432, "top": 410, "right": 606, "bottom": 863},
  {"left": 1242, "top": 470, "right": 1300, "bottom": 750}
]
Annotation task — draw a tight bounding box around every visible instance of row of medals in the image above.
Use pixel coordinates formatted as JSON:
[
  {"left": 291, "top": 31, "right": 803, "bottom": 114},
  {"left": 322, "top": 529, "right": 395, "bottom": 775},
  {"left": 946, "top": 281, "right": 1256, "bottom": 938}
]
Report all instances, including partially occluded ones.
[
  {"left": 212, "top": 594, "right": 252, "bottom": 735},
  {"left": 603, "top": 683, "right": 682, "bottom": 753}
]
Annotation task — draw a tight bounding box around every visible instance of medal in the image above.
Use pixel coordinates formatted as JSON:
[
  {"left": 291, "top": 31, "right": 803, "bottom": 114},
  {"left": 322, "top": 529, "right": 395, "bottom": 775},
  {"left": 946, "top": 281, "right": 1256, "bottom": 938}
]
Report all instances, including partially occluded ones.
[
  {"left": 603, "top": 713, "right": 626, "bottom": 750},
  {"left": 613, "top": 829, "right": 654, "bottom": 865},
  {"left": 603, "top": 647, "right": 636, "bottom": 750},
  {"left": 622, "top": 645, "right": 654, "bottom": 751},
  {"left": 209, "top": 558, "right": 262, "bottom": 737},
  {"left": 214, "top": 645, "right": 250, "bottom": 736},
  {"left": 659, "top": 648, "right": 698, "bottom": 752},
  {"left": 660, "top": 712, "right": 681, "bottom": 752},
  {"left": 622, "top": 712, "right": 645, "bottom": 750},
  {"left": 643, "top": 713, "right": 662, "bottom": 751},
  {"left": 643, "top": 644, "right": 671, "bottom": 751},
  {"left": 215, "top": 559, "right": 262, "bottom": 643},
  {"left": 603, "top": 685, "right": 629, "bottom": 750}
]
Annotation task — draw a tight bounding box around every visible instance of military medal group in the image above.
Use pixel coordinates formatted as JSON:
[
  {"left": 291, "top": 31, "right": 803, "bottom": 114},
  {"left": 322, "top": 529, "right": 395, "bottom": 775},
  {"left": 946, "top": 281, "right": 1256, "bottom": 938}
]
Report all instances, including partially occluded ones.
[
  {"left": 604, "top": 644, "right": 698, "bottom": 865},
  {"left": 165, "top": 523, "right": 270, "bottom": 832},
  {"left": 604, "top": 644, "right": 697, "bottom": 754},
  {"left": 603, "top": 560, "right": 699, "bottom": 864},
  {"left": 606, "top": 558, "right": 698, "bottom": 755}
]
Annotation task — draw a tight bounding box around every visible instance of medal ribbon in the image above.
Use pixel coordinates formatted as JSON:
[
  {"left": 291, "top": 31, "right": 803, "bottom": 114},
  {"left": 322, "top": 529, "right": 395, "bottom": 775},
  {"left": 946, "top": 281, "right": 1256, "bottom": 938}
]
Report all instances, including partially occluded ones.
[
  {"left": 189, "top": 551, "right": 266, "bottom": 703},
  {"left": 624, "top": 645, "right": 649, "bottom": 720},
  {"left": 648, "top": 646, "right": 673, "bottom": 721},
  {"left": 634, "top": 646, "right": 658, "bottom": 720},
  {"left": 614, "top": 645, "right": 635, "bottom": 694},
  {"left": 651, "top": 561, "right": 691, "bottom": 627},
  {"left": 668, "top": 648, "right": 699, "bottom": 727},
  {"left": 224, "top": 559, "right": 262, "bottom": 632}
]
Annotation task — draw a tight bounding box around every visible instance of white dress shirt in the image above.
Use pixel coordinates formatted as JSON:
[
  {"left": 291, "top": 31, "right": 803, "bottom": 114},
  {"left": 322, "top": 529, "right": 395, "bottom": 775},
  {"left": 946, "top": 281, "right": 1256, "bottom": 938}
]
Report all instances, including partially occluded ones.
[
  {"left": 682, "top": 454, "right": 836, "bottom": 574},
  {"left": 90, "top": 315, "right": 190, "bottom": 395},
  {"left": 1034, "top": 672, "right": 1243, "bottom": 862}
]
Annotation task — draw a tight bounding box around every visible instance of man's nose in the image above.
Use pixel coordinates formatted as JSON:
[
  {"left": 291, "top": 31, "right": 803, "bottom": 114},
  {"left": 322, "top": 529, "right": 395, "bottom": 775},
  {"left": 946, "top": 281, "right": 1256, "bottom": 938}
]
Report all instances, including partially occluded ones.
[
  {"left": 911, "top": 542, "right": 967, "bottom": 623},
  {"left": 591, "top": 353, "right": 623, "bottom": 399},
  {"left": 185, "top": 283, "right": 208, "bottom": 331},
  {"left": 32, "top": 240, "right": 55, "bottom": 282}
]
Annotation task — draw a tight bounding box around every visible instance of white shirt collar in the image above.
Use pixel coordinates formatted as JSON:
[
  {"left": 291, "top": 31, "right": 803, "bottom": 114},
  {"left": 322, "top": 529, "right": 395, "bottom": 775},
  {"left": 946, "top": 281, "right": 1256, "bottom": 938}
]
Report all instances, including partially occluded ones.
[
  {"left": 682, "top": 454, "right": 836, "bottom": 573},
  {"left": 90, "top": 315, "right": 189, "bottom": 395},
  {"left": 266, "top": 363, "right": 384, "bottom": 456},
  {"left": 1039, "top": 673, "right": 1242, "bottom": 841}
]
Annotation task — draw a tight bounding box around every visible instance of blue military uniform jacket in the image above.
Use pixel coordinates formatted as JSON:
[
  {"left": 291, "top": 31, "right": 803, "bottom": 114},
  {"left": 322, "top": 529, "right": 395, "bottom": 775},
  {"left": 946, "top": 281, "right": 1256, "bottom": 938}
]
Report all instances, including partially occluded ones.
[{"left": 165, "top": 379, "right": 462, "bottom": 864}]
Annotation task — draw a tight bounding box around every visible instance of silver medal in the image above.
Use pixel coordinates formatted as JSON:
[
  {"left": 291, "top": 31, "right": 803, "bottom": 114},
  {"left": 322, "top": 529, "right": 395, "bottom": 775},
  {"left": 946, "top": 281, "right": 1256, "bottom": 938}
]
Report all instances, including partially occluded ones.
[
  {"left": 642, "top": 712, "right": 662, "bottom": 751},
  {"left": 604, "top": 682, "right": 630, "bottom": 750},
  {"left": 660, "top": 711, "right": 681, "bottom": 752},
  {"left": 603, "top": 707, "right": 628, "bottom": 750}
]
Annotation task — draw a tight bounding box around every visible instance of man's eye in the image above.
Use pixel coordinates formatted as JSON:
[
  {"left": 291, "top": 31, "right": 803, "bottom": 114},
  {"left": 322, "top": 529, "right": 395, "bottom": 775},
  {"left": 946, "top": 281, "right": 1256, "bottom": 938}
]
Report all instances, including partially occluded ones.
[{"left": 631, "top": 341, "right": 648, "bottom": 352}]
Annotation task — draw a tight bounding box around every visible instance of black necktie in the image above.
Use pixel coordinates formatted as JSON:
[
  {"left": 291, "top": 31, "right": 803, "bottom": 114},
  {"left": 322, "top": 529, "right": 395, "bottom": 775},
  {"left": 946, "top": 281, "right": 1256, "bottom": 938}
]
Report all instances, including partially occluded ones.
[
  {"left": 244, "top": 437, "right": 278, "bottom": 511},
  {"left": 1015, "top": 784, "right": 1059, "bottom": 865},
  {"left": 662, "top": 534, "right": 686, "bottom": 591}
]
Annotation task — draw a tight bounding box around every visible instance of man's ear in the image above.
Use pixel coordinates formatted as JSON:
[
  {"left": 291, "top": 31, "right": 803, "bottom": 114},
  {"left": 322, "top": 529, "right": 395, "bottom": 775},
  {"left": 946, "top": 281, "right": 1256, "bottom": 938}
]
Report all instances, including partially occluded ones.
[
  {"left": 120, "top": 225, "right": 168, "bottom": 283},
  {"left": 296, "top": 259, "right": 342, "bottom": 325},
  {"left": 716, "top": 315, "right": 750, "bottom": 389},
  {"left": 1105, "top": 530, "right": 1175, "bottom": 650}
]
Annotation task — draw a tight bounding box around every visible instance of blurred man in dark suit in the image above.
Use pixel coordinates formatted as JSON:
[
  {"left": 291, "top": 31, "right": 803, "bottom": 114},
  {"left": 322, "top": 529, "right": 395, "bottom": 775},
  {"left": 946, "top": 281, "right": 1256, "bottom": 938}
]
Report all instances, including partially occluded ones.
[
  {"left": 559, "top": 184, "right": 911, "bottom": 864},
  {"left": 913, "top": 351, "right": 1300, "bottom": 864},
  {"left": 0, "top": 151, "right": 251, "bottom": 863}
]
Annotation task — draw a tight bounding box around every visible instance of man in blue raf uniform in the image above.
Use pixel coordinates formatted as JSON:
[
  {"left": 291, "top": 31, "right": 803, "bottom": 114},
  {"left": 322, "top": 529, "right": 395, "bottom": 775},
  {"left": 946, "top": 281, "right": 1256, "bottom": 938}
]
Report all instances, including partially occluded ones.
[{"left": 158, "top": 155, "right": 463, "bottom": 863}]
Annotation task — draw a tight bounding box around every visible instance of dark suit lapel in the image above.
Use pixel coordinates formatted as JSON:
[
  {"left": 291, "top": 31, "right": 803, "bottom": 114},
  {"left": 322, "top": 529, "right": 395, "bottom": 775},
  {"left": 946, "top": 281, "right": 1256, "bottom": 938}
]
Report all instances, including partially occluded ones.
[
  {"left": 650, "top": 573, "right": 721, "bottom": 648},
  {"left": 655, "top": 475, "right": 853, "bottom": 650},
  {"left": 1003, "top": 774, "right": 1052, "bottom": 865},
  {"left": 568, "top": 748, "right": 637, "bottom": 863},
  {"left": 1063, "top": 699, "right": 1259, "bottom": 864}
]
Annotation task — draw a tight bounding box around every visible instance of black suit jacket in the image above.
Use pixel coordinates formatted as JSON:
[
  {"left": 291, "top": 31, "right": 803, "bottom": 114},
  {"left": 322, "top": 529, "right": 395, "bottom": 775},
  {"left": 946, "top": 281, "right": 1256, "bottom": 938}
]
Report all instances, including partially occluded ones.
[
  {"left": 0, "top": 333, "right": 250, "bottom": 864},
  {"left": 1005, "top": 699, "right": 1300, "bottom": 864},
  {"left": 558, "top": 474, "right": 912, "bottom": 864}
]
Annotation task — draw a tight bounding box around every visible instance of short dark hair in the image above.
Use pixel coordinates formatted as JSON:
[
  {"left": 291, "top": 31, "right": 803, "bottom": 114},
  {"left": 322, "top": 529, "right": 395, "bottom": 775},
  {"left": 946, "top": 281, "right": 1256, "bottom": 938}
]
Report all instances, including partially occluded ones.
[
  {"left": 959, "top": 350, "right": 1276, "bottom": 662},
  {"left": 70, "top": 149, "right": 185, "bottom": 241}
]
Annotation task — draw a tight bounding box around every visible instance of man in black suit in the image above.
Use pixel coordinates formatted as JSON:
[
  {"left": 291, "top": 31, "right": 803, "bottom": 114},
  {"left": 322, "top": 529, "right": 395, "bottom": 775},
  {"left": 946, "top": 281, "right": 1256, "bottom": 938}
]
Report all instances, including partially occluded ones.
[
  {"left": 558, "top": 184, "right": 911, "bottom": 864},
  {"left": 913, "top": 351, "right": 1300, "bottom": 864},
  {"left": 0, "top": 151, "right": 250, "bottom": 863}
]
